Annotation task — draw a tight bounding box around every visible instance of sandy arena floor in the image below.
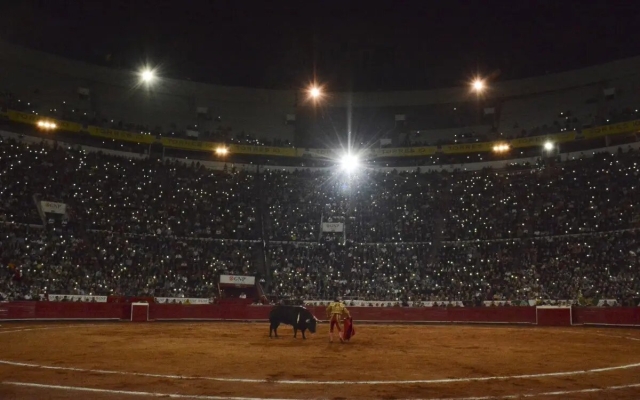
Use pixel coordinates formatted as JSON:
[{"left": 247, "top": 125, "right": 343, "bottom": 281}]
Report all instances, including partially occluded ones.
[{"left": 0, "top": 322, "right": 639, "bottom": 399}]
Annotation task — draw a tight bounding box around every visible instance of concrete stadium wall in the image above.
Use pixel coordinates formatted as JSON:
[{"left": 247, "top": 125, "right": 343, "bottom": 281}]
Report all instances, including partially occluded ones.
[{"left": 1, "top": 302, "right": 638, "bottom": 326}]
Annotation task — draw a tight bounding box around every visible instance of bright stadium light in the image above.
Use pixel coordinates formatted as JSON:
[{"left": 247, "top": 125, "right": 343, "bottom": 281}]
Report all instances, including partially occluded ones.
[
  {"left": 140, "top": 68, "right": 156, "bottom": 84},
  {"left": 307, "top": 85, "right": 324, "bottom": 102},
  {"left": 340, "top": 153, "right": 360, "bottom": 173},
  {"left": 37, "top": 120, "right": 57, "bottom": 130},
  {"left": 215, "top": 146, "right": 228, "bottom": 156},
  {"left": 492, "top": 143, "right": 510, "bottom": 153},
  {"left": 544, "top": 141, "right": 554, "bottom": 151},
  {"left": 472, "top": 79, "right": 485, "bottom": 93}
]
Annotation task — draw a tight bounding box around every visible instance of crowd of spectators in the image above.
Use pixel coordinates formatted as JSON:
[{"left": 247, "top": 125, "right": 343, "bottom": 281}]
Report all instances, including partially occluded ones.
[
  {"left": 261, "top": 169, "right": 442, "bottom": 243},
  {"left": 0, "top": 224, "right": 255, "bottom": 301},
  {"left": 0, "top": 138, "right": 260, "bottom": 239},
  {"left": 267, "top": 231, "right": 640, "bottom": 306},
  {"left": 436, "top": 231, "right": 639, "bottom": 305},
  {"left": 1, "top": 133, "right": 639, "bottom": 305},
  {"left": 444, "top": 150, "right": 640, "bottom": 240},
  {"left": 268, "top": 241, "right": 432, "bottom": 302}
]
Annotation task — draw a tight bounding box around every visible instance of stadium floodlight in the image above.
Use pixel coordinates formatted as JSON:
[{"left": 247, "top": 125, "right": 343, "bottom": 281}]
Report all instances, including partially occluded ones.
[
  {"left": 37, "top": 120, "right": 57, "bottom": 130},
  {"left": 472, "top": 79, "right": 485, "bottom": 93},
  {"left": 340, "top": 153, "right": 360, "bottom": 173},
  {"left": 215, "top": 146, "right": 228, "bottom": 156},
  {"left": 140, "top": 68, "right": 156, "bottom": 84},
  {"left": 309, "top": 85, "right": 322, "bottom": 100},
  {"left": 544, "top": 141, "right": 554, "bottom": 151},
  {"left": 492, "top": 143, "right": 510, "bottom": 153}
]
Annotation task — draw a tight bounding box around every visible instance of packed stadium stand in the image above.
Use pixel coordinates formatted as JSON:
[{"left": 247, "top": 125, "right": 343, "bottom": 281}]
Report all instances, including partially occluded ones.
[
  {"left": 1, "top": 134, "right": 639, "bottom": 306},
  {"left": 1, "top": 41, "right": 640, "bottom": 309}
]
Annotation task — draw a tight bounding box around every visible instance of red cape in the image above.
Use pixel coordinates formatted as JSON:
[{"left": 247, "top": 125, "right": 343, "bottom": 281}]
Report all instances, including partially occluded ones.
[{"left": 343, "top": 317, "right": 355, "bottom": 340}]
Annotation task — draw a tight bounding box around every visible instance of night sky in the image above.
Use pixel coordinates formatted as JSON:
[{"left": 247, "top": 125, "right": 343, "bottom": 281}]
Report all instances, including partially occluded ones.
[{"left": 1, "top": 0, "right": 639, "bottom": 91}]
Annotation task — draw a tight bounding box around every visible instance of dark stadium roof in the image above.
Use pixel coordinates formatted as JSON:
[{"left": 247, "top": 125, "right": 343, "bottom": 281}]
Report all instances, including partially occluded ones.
[{"left": 1, "top": 0, "right": 639, "bottom": 91}]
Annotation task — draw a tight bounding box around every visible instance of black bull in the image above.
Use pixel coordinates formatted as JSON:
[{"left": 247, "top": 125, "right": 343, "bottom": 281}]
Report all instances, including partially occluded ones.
[{"left": 269, "top": 305, "right": 319, "bottom": 339}]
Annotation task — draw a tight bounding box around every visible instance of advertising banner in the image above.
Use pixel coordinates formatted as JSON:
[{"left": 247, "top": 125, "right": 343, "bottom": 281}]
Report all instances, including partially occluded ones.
[
  {"left": 220, "top": 275, "right": 256, "bottom": 286},
  {"left": 7, "top": 110, "right": 82, "bottom": 132},
  {"left": 161, "top": 137, "right": 216, "bottom": 152},
  {"left": 371, "top": 146, "right": 436, "bottom": 157},
  {"left": 49, "top": 294, "right": 107, "bottom": 302},
  {"left": 596, "top": 299, "right": 619, "bottom": 307},
  {"left": 483, "top": 299, "right": 579, "bottom": 306},
  {"left": 88, "top": 126, "right": 154, "bottom": 144},
  {"left": 583, "top": 119, "right": 640, "bottom": 139},
  {"left": 322, "top": 222, "right": 344, "bottom": 232},
  {"left": 510, "top": 132, "right": 576, "bottom": 148},
  {"left": 229, "top": 144, "right": 296, "bottom": 157},
  {"left": 441, "top": 142, "right": 493, "bottom": 154},
  {"left": 154, "top": 297, "right": 211, "bottom": 305},
  {"left": 303, "top": 300, "right": 464, "bottom": 307},
  {"left": 40, "top": 201, "right": 67, "bottom": 214}
]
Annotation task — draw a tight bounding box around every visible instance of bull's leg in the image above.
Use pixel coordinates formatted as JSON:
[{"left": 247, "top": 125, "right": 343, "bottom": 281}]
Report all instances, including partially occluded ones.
[
  {"left": 270, "top": 322, "right": 280, "bottom": 338},
  {"left": 293, "top": 327, "right": 298, "bottom": 338},
  {"left": 302, "top": 329, "right": 307, "bottom": 340}
]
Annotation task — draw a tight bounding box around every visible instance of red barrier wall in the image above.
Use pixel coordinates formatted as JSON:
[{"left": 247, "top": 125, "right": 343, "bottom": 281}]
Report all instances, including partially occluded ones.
[
  {"left": 305, "top": 306, "right": 538, "bottom": 324},
  {"left": 573, "top": 307, "right": 640, "bottom": 326},
  {"left": 149, "top": 304, "right": 271, "bottom": 320},
  {"left": 0, "top": 301, "right": 129, "bottom": 320},
  {"left": 0, "top": 302, "right": 638, "bottom": 326},
  {"left": 536, "top": 307, "right": 572, "bottom": 326}
]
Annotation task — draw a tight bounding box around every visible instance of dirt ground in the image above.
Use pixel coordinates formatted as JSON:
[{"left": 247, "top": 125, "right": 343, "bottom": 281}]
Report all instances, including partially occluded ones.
[{"left": 0, "top": 322, "right": 639, "bottom": 399}]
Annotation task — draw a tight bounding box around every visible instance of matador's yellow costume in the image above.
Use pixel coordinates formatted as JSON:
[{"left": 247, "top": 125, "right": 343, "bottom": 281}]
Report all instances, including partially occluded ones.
[{"left": 326, "top": 300, "right": 350, "bottom": 342}]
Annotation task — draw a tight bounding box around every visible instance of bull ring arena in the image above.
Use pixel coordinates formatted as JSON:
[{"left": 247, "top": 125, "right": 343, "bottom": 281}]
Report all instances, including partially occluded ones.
[
  {"left": 1, "top": 304, "right": 640, "bottom": 399},
  {"left": 3, "top": 26, "right": 640, "bottom": 400}
]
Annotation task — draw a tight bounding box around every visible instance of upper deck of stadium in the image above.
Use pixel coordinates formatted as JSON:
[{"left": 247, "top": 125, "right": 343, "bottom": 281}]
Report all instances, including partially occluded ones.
[{"left": 1, "top": 39, "right": 640, "bottom": 162}]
